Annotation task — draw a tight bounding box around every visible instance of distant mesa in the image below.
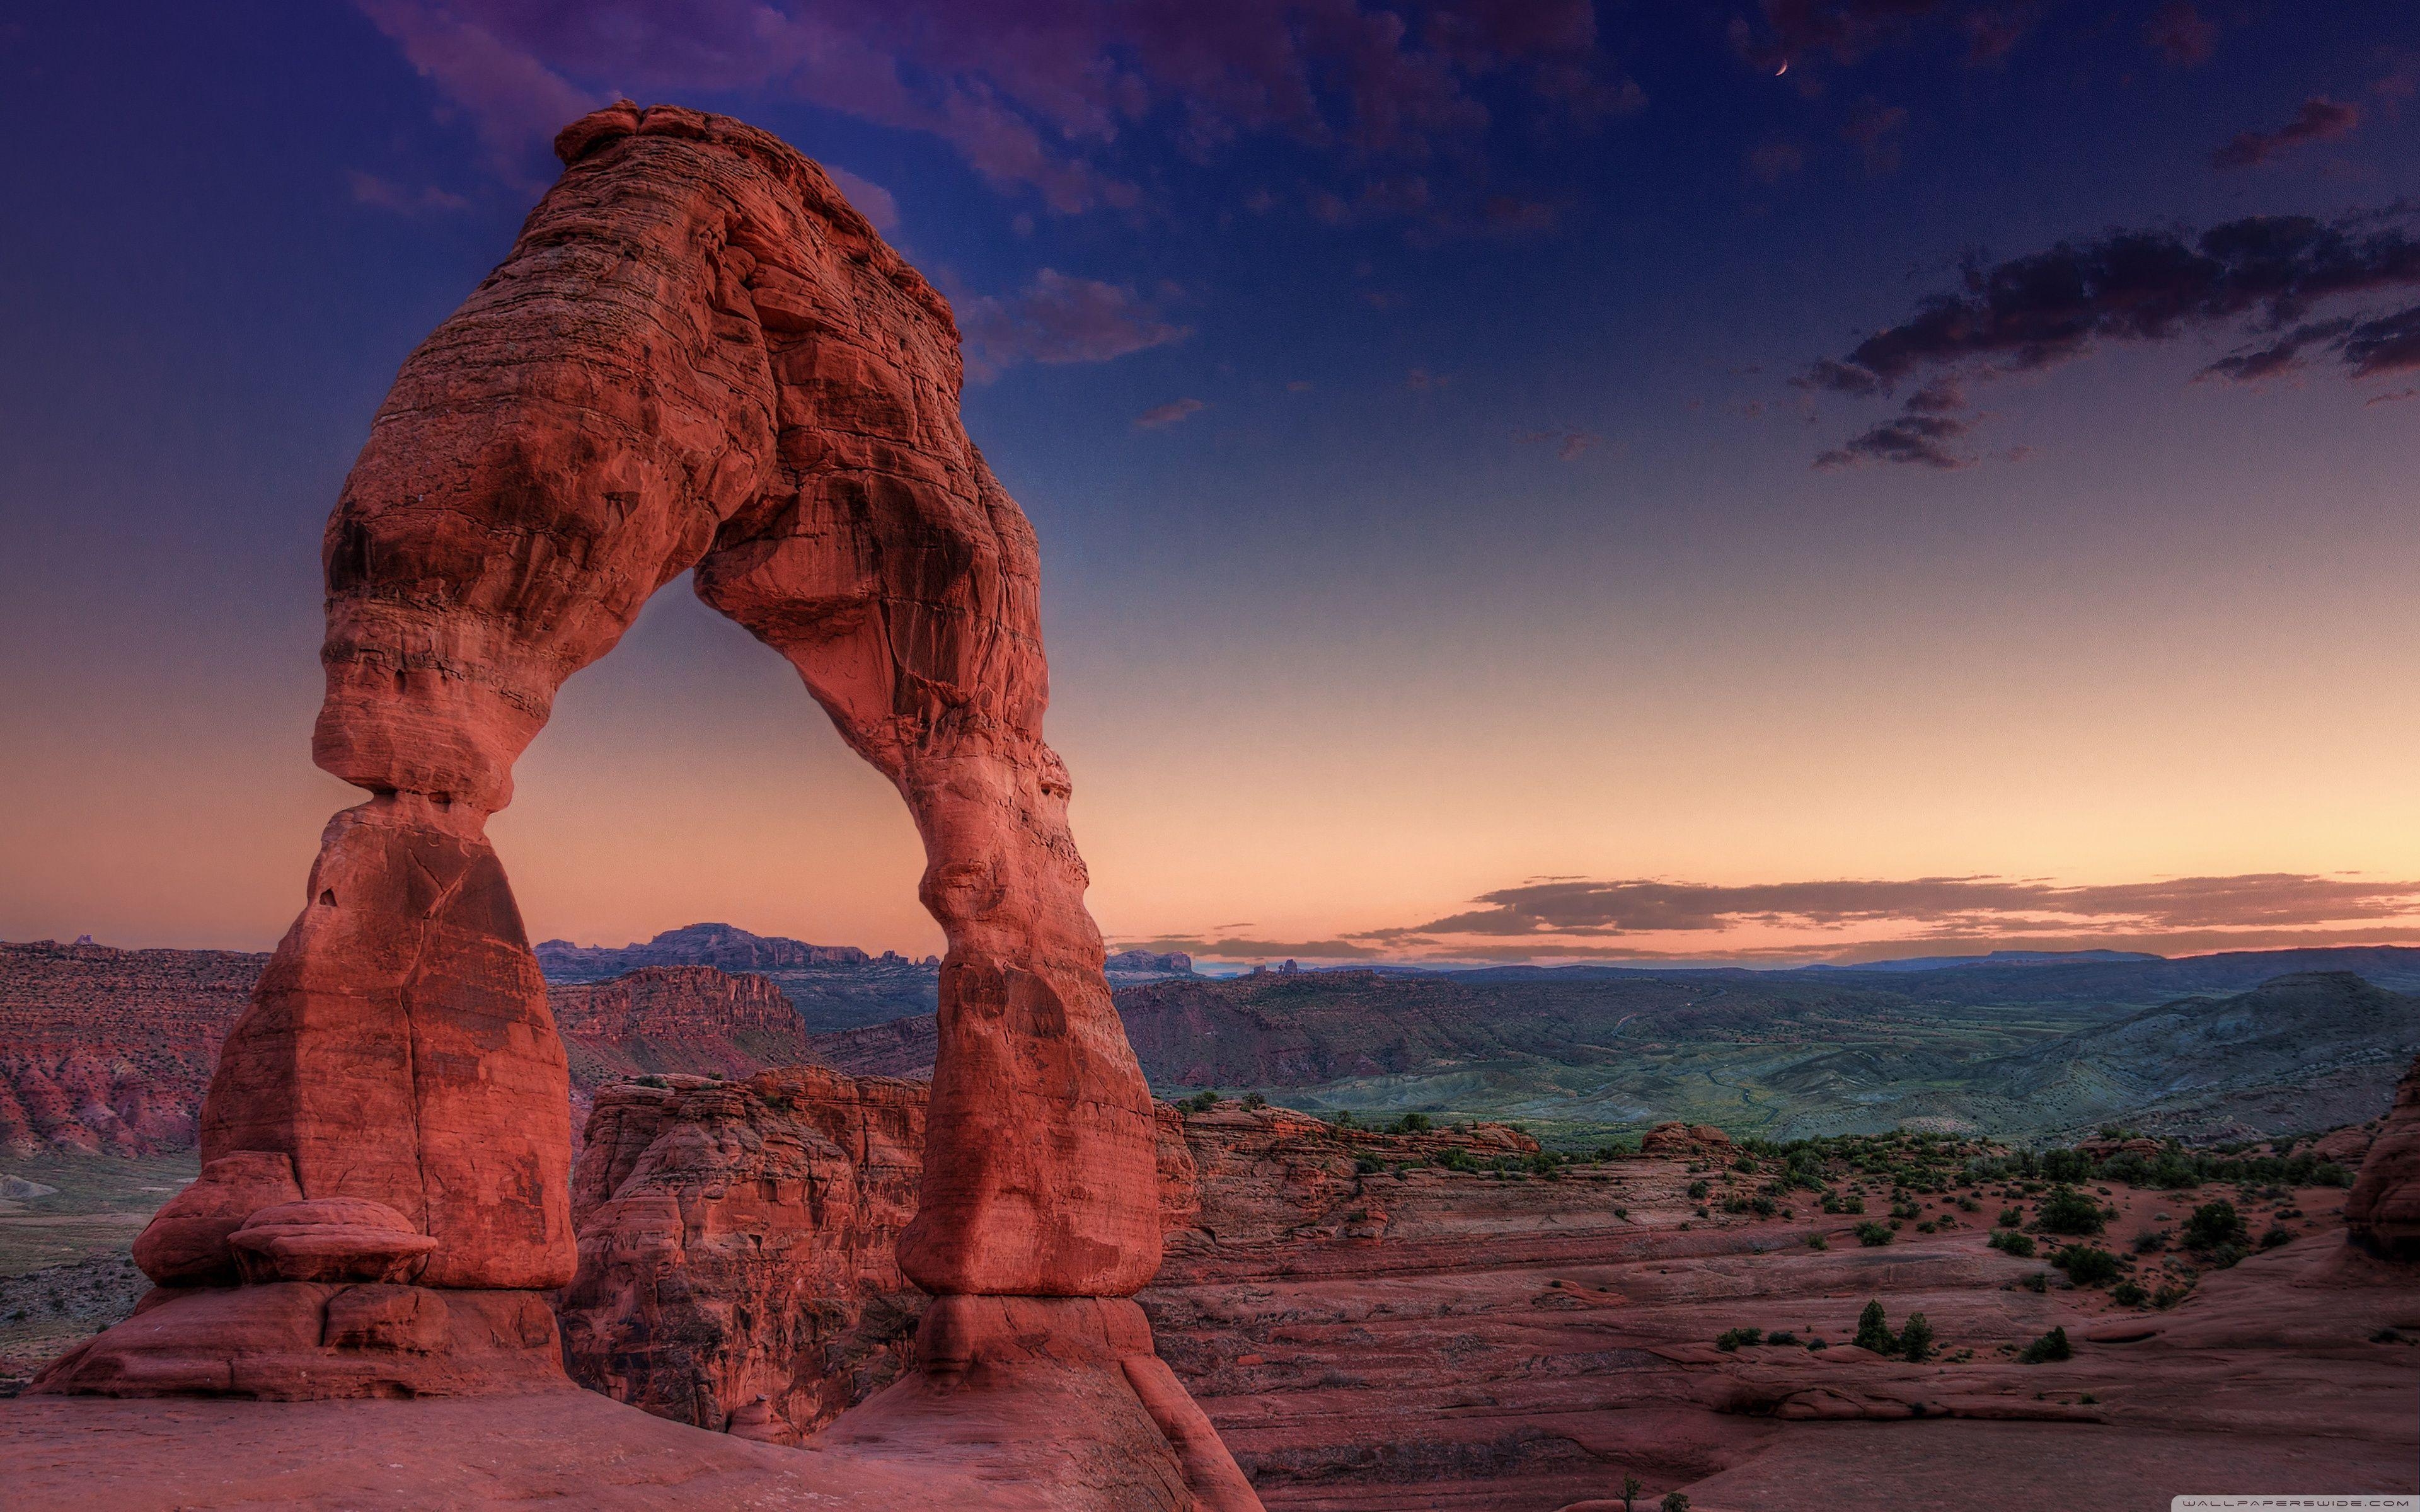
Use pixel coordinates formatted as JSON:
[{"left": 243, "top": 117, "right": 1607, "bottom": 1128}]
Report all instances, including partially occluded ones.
[
  {"left": 1105, "top": 948, "right": 1196, "bottom": 980},
  {"left": 536, "top": 922, "right": 916, "bottom": 978}
]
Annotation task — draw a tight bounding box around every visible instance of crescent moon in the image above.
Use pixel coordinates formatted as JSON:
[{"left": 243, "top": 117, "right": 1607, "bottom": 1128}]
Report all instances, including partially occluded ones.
[{"left": 1777, "top": 60, "right": 1789, "bottom": 76}]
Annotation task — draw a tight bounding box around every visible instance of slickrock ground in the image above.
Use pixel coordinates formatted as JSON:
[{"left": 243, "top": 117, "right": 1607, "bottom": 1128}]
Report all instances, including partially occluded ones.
[
  {"left": 1158, "top": 1144, "right": 2411, "bottom": 1509},
  {"left": 558, "top": 1072, "right": 2417, "bottom": 1508}
]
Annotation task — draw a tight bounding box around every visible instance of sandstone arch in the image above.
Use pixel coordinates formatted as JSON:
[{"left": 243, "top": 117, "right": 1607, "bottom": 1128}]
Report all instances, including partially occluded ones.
[{"left": 38, "top": 101, "right": 1256, "bottom": 1507}]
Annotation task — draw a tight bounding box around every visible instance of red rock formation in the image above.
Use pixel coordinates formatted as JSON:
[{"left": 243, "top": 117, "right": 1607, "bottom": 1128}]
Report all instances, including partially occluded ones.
[
  {"left": 2344, "top": 1051, "right": 2420, "bottom": 1258},
  {"left": 560, "top": 1068, "right": 928, "bottom": 1438},
  {"left": 559, "top": 1074, "right": 1528, "bottom": 1446},
  {"left": 551, "top": 965, "right": 813, "bottom": 1084},
  {"left": 1639, "top": 1121, "right": 1732, "bottom": 1157},
  {"left": 0, "top": 941, "right": 260, "bottom": 1155},
  {"left": 37, "top": 98, "right": 1251, "bottom": 1504}
]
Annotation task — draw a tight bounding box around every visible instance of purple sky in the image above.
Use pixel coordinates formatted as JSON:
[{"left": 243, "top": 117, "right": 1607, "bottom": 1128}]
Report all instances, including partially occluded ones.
[{"left": 4, "top": 2, "right": 2419, "bottom": 965}]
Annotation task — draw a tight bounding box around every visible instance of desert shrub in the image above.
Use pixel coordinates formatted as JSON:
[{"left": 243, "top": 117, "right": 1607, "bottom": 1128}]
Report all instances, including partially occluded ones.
[
  {"left": 2020, "top": 1271, "right": 2049, "bottom": 1293},
  {"left": 1823, "top": 1191, "right": 1866, "bottom": 1215},
  {"left": 1437, "top": 1147, "right": 1477, "bottom": 1172},
  {"left": 2131, "top": 1228, "right": 2169, "bottom": 1254},
  {"left": 2152, "top": 1281, "right": 2194, "bottom": 1308},
  {"left": 2204, "top": 1240, "right": 2247, "bottom": 1269},
  {"left": 1988, "top": 1230, "right": 2036, "bottom": 1257},
  {"left": 1392, "top": 1112, "right": 1432, "bottom": 1133},
  {"left": 1915, "top": 1220, "right": 1939, "bottom": 1234},
  {"left": 2111, "top": 1280, "right": 2148, "bottom": 1307},
  {"left": 1896, "top": 1313, "right": 1935, "bottom": 1361},
  {"left": 1889, "top": 1199, "right": 1921, "bottom": 1221},
  {"left": 1661, "top": 1495, "right": 1690, "bottom": 1512},
  {"left": 1766, "top": 1331, "right": 1799, "bottom": 1346},
  {"left": 1354, "top": 1155, "right": 1381, "bottom": 1175},
  {"left": 2053, "top": 1245, "right": 2119, "bottom": 1286},
  {"left": 2038, "top": 1186, "right": 2106, "bottom": 1235},
  {"left": 2018, "top": 1327, "right": 2073, "bottom": 1363},
  {"left": 1714, "top": 1327, "right": 1763, "bottom": 1351},
  {"left": 1806, "top": 1232, "right": 1829, "bottom": 1251},
  {"left": 1240, "top": 1092, "right": 1267, "bottom": 1109},
  {"left": 2183, "top": 1201, "right": 2249, "bottom": 1252},
  {"left": 2259, "top": 1226, "right": 2293, "bottom": 1250},
  {"left": 2041, "top": 1148, "right": 2093, "bottom": 1183},
  {"left": 1997, "top": 1207, "right": 2024, "bottom": 1227},
  {"left": 1853, "top": 1300, "right": 1895, "bottom": 1354},
  {"left": 1855, "top": 1222, "right": 1894, "bottom": 1247},
  {"left": 1687, "top": 1179, "right": 1710, "bottom": 1200}
]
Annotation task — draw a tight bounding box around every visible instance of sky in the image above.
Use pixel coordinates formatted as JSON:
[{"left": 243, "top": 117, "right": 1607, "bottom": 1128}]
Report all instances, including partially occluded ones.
[{"left": 4, "top": 1, "right": 2419, "bottom": 968}]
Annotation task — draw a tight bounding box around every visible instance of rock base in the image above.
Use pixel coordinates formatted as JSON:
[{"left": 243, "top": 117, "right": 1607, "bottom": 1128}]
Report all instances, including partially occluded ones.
[
  {"left": 26, "top": 1282, "right": 568, "bottom": 1399},
  {"left": 813, "top": 1295, "right": 1260, "bottom": 1512}
]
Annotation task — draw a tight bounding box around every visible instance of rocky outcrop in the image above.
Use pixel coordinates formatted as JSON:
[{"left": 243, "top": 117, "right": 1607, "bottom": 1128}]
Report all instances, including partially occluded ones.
[
  {"left": 551, "top": 966, "right": 814, "bottom": 1084},
  {"left": 1640, "top": 1121, "right": 1733, "bottom": 1157},
  {"left": 37, "top": 98, "right": 1251, "bottom": 1505},
  {"left": 2344, "top": 1051, "right": 2420, "bottom": 1259},
  {"left": 560, "top": 1072, "right": 1531, "bottom": 1443},
  {"left": 0, "top": 941, "right": 262, "bottom": 1155},
  {"left": 560, "top": 1068, "right": 926, "bottom": 1439},
  {"left": 1106, "top": 949, "right": 1196, "bottom": 980}
]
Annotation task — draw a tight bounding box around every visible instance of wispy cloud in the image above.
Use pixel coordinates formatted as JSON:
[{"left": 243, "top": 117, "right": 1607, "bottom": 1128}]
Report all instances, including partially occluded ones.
[
  {"left": 1134, "top": 397, "right": 1207, "bottom": 429},
  {"left": 957, "top": 270, "right": 1190, "bottom": 379},
  {"left": 1375, "top": 873, "right": 2420, "bottom": 939},
  {"left": 2213, "top": 96, "right": 2361, "bottom": 170},
  {"left": 346, "top": 169, "right": 470, "bottom": 215},
  {"left": 1514, "top": 428, "right": 1601, "bottom": 461}
]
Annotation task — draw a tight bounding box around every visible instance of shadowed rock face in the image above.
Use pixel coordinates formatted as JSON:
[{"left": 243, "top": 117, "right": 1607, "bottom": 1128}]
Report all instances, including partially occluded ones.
[
  {"left": 36, "top": 101, "right": 1247, "bottom": 1501},
  {"left": 2344, "top": 1051, "right": 2420, "bottom": 1259}
]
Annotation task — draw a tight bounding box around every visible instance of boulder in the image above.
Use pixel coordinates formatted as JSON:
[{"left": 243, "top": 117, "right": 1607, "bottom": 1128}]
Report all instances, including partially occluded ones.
[{"left": 130, "top": 1151, "right": 302, "bottom": 1286}]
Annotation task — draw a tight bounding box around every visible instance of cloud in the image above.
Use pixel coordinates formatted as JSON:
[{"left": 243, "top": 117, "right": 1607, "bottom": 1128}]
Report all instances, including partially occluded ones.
[
  {"left": 346, "top": 169, "right": 470, "bottom": 215},
  {"left": 1801, "top": 205, "right": 2420, "bottom": 463},
  {"left": 1814, "top": 411, "right": 1974, "bottom": 470},
  {"left": 2143, "top": 1, "right": 2216, "bottom": 67},
  {"left": 822, "top": 166, "right": 899, "bottom": 235},
  {"left": 2341, "top": 302, "right": 2420, "bottom": 377},
  {"left": 1114, "top": 934, "right": 1384, "bottom": 961},
  {"left": 1840, "top": 98, "right": 1909, "bottom": 175},
  {"left": 2213, "top": 96, "right": 2361, "bottom": 170},
  {"left": 1516, "top": 428, "right": 1599, "bottom": 461},
  {"left": 1133, "top": 398, "right": 1207, "bottom": 429},
  {"left": 1728, "top": 1, "right": 2031, "bottom": 71},
  {"left": 1361, "top": 872, "right": 2420, "bottom": 943},
  {"left": 957, "top": 270, "right": 1190, "bottom": 379},
  {"left": 1749, "top": 140, "right": 1805, "bottom": 182},
  {"left": 352, "top": 0, "right": 1639, "bottom": 214}
]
